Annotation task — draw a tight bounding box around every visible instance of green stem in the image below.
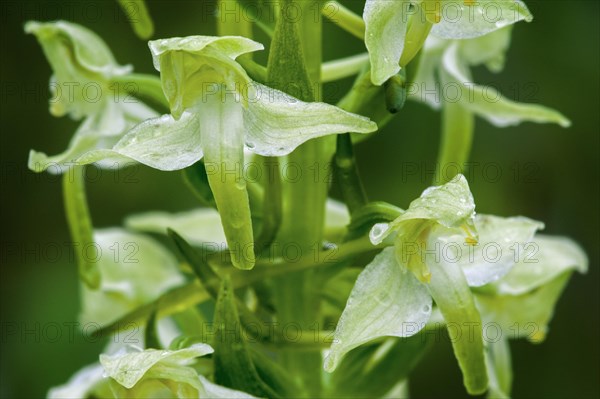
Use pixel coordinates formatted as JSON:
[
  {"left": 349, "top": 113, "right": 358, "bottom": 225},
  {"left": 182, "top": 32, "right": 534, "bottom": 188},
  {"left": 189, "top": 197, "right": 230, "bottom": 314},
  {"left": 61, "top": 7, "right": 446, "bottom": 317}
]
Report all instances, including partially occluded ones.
[
  {"left": 237, "top": 57, "right": 268, "bottom": 83},
  {"left": 322, "top": 0, "right": 365, "bottom": 40},
  {"left": 435, "top": 97, "right": 475, "bottom": 184},
  {"left": 272, "top": 1, "right": 329, "bottom": 395},
  {"left": 336, "top": 67, "right": 379, "bottom": 113},
  {"left": 322, "top": 53, "right": 369, "bottom": 82},
  {"left": 335, "top": 133, "right": 368, "bottom": 214},
  {"left": 117, "top": 0, "right": 154, "bottom": 39},
  {"left": 216, "top": 0, "right": 253, "bottom": 38},
  {"left": 112, "top": 73, "right": 168, "bottom": 109},
  {"left": 254, "top": 156, "right": 282, "bottom": 253},
  {"left": 63, "top": 166, "right": 100, "bottom": 288},
  {"left": 97, "top": 236, "right": 378, "bottom": 337},
  {"left": 234, "top": 0, "right": 275, "bottom": 37}
]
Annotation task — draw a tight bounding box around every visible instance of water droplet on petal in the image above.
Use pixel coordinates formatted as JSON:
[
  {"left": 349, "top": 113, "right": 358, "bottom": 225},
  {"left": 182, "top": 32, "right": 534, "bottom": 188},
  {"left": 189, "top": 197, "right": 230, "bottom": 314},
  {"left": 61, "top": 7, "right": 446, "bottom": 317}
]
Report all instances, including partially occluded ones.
[{"left": 370, "top": 223, "right": 390, "bottom": 244}]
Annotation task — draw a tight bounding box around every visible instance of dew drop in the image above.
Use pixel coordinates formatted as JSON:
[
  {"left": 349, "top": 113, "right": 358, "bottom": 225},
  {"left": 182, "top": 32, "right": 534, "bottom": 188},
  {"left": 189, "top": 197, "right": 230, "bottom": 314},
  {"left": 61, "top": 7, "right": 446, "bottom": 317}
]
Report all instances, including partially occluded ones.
[
  {"left": 422, "top": 304, "right": 432, "bottom": 313},
  {"left": 370, "top": 223, "right": 390, "bottom": 244}
]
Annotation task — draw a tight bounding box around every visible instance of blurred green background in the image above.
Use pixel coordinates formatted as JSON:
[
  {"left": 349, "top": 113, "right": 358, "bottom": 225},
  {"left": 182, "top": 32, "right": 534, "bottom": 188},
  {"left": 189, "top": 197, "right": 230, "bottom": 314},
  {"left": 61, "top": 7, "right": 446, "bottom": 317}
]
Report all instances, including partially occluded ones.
[{"left": 1, "top": 1, "right": 598, "bottom": 398}]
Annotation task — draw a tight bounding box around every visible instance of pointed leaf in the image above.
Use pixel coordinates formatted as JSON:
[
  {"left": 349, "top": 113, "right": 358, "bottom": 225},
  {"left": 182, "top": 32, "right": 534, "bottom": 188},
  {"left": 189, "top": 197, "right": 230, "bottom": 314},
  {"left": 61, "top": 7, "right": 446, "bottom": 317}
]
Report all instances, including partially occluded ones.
[{"left": 213, "top": 277, "right": 280, "bottom": 397}]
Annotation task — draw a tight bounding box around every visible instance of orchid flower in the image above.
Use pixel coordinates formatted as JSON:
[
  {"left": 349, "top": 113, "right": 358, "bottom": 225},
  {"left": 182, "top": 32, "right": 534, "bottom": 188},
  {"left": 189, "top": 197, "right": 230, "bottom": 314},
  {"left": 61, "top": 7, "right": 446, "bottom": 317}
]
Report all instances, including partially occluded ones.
[
  {"left": 364, "top": 0, "right": 533, "bottom": 85},
  {"left": 324, "top": 175, "right": 545, "bottom": 395},
  {"left": 48, "top": 344, "right": 258, "bottom": 398},
  {"left": 70, "top": 35, "right": 377, "bottom": 270},
  {"left": 25, "top": 20, "right": 158, "bottom": 174}
]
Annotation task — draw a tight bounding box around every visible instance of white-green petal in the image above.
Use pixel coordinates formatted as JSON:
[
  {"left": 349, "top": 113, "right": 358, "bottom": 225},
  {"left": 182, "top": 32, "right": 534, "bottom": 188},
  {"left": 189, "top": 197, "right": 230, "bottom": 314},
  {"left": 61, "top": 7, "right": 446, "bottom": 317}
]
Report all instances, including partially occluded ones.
[
  {"left": 100, "top": 343, "right": 213, "bottom": 389},
  {"left": 458, "top": 26, "right": 513, "bottom": 72},
  {"left": 409, "top": 36, "right": 446, "bottom": 109},
  {"left": 149, "top": 36, "right": 264, "bottom": 70},
  {"left": 47, "top": 363, "right": 106, "bottom": 399},
  {"left": 396, "top": 174, "right": 476, "bottom": 229},
  {"left": 79, "top": 228, "right": 185, "bottom": 326},
  {"left": 493, "top": 235, "right": 588, "bottom": 295},
  {"left": 324, "top": 247, "right": 432, "bottom": 372},
  {"left": 427, "top": 256, "right": 488, "bottom": 394},
  {"left": 442, "top": 43, "right": 571, "bottom": 127},
  {"left": 77, "top": 111, "right": 202, "bottom": 171},
  {"left": 198, "top": 375, "right": 259, "bottom": 398},
  {"left": 475, "top": 271, "right": 572, "bottom": 343},
  {"left": 364, "top": 0, "right": 412, "bottom": 85},
  {"left": 435, "top": 214, "right": 545, "bottom": 287},
  {"left": 29, "top": 101, "right": 157, "bottom": 173},
  {"left": 243, "top": 83, "right": 378, "bottom": 156},
  {"left": 126, "top": 208, "right": 227, "bottom": 246},
  {"left": 430, "top": 0, "right": 532, "bottom": 39}
]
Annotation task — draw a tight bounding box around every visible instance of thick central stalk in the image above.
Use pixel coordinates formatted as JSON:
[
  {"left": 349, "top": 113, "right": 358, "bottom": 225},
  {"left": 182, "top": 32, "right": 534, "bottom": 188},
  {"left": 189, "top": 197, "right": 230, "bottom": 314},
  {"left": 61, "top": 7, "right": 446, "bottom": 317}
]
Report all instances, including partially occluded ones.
[{"left": 267, "top": 0, "right": 327, "bottom": 396}]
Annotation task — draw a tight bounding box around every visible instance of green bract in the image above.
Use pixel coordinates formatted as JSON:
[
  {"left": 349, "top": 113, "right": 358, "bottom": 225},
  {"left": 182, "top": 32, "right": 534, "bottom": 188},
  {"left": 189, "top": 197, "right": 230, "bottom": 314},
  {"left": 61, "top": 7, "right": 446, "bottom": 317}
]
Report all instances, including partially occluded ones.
[
  {"left": 78, "top": 228, "right": 184, "bottom": 327},
  {"left": 70, "top": 35, "right": 376, "bottom": 270},
  {"left": 25, "top": 20, "right": 158, "bottom": 173},
  {"left": 364, "top": 0, "right": 533, "bottom": 85},
  {"left": 326, "top": 175, "right": 546, "bottom": 395}
]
